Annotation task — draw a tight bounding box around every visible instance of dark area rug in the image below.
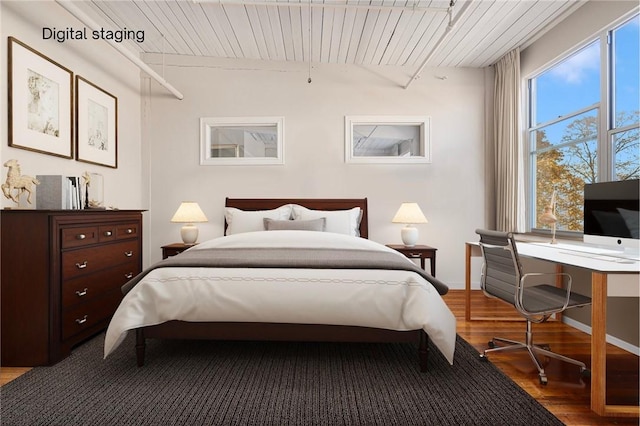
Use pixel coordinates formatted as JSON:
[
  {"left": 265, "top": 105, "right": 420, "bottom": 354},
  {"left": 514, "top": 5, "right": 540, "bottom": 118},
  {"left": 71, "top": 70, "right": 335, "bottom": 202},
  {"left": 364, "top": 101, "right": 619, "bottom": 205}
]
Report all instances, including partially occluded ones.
[{"left": 1, "top": 333, "right": 563, "bottom": 425}]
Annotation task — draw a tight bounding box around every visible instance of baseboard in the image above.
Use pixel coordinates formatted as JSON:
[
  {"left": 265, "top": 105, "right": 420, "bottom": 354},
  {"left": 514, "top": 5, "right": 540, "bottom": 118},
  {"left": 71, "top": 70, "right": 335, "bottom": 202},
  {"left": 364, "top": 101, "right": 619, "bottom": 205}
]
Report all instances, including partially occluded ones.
[{"left": 563, "top": 317, "right": 640, "bottom": 356}]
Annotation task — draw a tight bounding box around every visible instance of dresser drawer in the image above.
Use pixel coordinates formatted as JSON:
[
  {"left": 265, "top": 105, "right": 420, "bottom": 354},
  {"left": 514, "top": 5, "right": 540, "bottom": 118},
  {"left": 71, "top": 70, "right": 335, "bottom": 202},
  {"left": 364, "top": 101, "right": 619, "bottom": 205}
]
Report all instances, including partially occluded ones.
[
  {"left": 116, "top": 223, "right": 140, "bottom": 240},
  {"left": 62, "top": 240, "right": 140, "bottom": 280},
  {"left": 62, "top": 262, "right": 138, "bottom": 309},
  {"left": 98, "top": 225, "right": 118, "bottom": 242},
  {"left": 62, "top": 289, "right": 123, "bottom": 341},
  {"left": 61, "top": 226, "right": 99, "bottom": 248}
]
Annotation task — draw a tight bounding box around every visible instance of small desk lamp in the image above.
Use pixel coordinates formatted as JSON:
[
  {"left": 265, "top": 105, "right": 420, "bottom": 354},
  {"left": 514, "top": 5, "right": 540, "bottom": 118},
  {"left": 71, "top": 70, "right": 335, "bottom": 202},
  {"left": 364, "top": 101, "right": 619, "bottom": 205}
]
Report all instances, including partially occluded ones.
[
  {"left": 171, "top": 201, "right": 208, "bottom": 244},
  {"left": 539, "top": 190, "right": 558, "bottom": 244},
  {"left": 392, "top": 202, "right": 428, "bottom": 247}
]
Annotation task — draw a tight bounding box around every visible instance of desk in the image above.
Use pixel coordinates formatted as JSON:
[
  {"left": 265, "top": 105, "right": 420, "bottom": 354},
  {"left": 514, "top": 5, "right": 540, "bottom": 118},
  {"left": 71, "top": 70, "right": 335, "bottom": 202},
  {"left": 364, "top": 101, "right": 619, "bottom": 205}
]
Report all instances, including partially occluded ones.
[{"left": 465, "top": 240, "right": 640, "bottom": 417}]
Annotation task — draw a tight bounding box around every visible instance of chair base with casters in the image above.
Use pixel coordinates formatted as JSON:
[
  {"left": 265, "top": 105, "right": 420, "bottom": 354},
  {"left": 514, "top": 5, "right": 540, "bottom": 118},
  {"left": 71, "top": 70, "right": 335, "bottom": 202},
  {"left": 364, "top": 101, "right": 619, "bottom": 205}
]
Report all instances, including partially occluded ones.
[
  {"left": 479, "top": 315, "right": 590, "bottom": 385},
  {"left": 475, "top": 229, "right": 592, "bottom": 385}
]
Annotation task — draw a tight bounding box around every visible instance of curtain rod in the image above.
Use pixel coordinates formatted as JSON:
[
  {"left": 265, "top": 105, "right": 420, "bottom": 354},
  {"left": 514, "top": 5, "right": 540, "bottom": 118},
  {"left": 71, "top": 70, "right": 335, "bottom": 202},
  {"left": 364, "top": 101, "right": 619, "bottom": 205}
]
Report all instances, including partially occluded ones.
[{"left": 55, "top": 0, "right": 184, "bottom": 100}]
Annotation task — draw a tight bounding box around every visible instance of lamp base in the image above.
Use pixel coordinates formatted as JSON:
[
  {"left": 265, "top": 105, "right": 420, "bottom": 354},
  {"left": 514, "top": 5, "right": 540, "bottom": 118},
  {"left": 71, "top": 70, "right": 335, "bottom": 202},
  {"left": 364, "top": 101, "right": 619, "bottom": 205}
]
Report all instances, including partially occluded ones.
[
  {"left": 400, "top": 225, "right": 419, "bottom": 247},
  {"left": 180, "top": 224, "right": 199, "bottom": 244}
]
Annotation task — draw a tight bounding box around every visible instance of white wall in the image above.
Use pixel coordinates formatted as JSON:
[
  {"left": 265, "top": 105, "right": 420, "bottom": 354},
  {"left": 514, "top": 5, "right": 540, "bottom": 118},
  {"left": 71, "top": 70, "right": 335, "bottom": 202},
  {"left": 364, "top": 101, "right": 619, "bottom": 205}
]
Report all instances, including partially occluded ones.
[
  {"left": 0, "top": 1, "right": 143, "bottom": 211},
  {"left": 142, "top": 54, "right": 488, "bottom": 288}
]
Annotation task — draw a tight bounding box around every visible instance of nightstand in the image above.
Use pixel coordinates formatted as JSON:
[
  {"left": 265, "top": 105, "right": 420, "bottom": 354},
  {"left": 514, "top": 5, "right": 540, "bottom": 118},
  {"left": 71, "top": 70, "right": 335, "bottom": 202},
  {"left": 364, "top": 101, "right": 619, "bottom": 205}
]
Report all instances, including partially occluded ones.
[
  {"left": 386, "top": 244, "right": 437, "bottom": 277},
  {"left": 161, "top": 242, "right": 196, "bottom": 259}
]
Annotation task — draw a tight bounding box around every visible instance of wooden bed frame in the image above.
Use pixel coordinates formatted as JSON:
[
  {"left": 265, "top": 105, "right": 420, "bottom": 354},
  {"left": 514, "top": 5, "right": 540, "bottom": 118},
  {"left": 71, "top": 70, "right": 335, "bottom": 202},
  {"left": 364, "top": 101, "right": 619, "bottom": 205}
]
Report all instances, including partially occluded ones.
[{"left": 135, "top": 198, "right": 429, "bottom": 370}]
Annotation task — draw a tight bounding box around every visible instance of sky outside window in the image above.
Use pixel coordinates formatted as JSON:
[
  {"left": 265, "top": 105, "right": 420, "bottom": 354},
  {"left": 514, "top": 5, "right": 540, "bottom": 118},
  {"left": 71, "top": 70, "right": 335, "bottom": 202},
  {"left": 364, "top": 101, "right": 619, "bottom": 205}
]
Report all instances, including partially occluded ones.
[
  {"left": 533, "top": 41, "right": 600, "bottom": 127},
  {"left": 613, "top": 15, "right": 640, "bottom": 127}
]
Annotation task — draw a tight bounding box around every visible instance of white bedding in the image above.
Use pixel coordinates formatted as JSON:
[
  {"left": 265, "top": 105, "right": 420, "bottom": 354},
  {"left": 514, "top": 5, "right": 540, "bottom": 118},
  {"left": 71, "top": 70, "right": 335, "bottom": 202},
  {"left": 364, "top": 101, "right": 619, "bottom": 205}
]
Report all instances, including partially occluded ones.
[{"left": 104, "top": 231, "right": 457, "bottom": 364}]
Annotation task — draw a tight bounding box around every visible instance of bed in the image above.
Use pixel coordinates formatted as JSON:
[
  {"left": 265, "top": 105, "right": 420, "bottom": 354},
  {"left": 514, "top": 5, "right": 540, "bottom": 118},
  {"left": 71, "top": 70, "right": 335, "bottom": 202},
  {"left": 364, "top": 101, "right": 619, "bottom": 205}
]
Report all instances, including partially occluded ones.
[{"left": 104, "top": 198, "right": 457, "bottom": 371}]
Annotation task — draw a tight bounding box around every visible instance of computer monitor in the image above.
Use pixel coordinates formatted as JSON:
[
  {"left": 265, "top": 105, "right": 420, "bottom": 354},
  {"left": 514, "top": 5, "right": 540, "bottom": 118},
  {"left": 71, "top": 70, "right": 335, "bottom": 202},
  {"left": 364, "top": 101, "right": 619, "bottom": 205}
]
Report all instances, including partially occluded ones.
[{"left": 583, "top": 179, "right": 639, "bottom": 249}]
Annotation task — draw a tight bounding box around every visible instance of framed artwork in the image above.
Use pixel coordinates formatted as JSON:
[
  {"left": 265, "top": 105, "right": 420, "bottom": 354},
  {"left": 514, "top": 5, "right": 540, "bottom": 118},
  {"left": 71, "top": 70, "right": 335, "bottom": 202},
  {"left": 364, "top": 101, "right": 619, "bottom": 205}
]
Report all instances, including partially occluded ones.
[
  {"left": 345, "top": 115, "right": 431, "bottom": 164},
  {"left": 200, "top": 116, "right": 284, "bottom": 165},
  {"left": 76, "top": 75, "right": 118, "bottom": 168},
  {"left": 8, "top": 37, "right": 73, "bottom": 158}
]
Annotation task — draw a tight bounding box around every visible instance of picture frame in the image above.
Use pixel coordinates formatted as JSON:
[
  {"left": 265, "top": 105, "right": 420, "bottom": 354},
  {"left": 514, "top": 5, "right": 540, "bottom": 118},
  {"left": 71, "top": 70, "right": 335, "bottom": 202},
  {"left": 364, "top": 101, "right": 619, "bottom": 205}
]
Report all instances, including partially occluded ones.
[
  {"left": 345, "top": 115, "right": 432, "bottom": 164},
  {"left": 200, "top": 116, "right": 284, "bottom": 165},
  {"left": 8, "top": 37, "right": 73, "bottom": 158},
  {"left": 75, "top": 75, "right": 118, "bottom": 168}
]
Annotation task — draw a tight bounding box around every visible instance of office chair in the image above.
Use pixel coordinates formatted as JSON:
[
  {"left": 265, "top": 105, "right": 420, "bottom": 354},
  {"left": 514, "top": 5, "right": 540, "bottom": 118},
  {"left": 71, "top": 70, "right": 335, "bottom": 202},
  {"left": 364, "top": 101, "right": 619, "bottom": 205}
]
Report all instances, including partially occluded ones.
[{"left": 475, "top": 229, "right": 592, "bottom": 384}]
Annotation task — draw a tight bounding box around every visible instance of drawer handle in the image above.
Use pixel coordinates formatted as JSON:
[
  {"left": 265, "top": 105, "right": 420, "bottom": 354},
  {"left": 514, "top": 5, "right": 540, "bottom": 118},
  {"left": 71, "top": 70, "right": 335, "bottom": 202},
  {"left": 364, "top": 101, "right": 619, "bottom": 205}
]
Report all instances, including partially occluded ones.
[
  {"left": 76, "top": 234, "right": 86, "bottom": 240},
  {"left": 75, "top": 315, "right": 88, "bottom": 325},
  {"left": 75, "top": 261, "right": 88, "bottom": 269},
  {"left": 124, "top": 251, "right": 133, "bottom": 257},
  {"left": 125, "top": 228, "right": 134, "bottom": 234},
  {"left": 104, "top": 231, "right": 113, "bottom": 237},
  {"left": 125, "top": 273, "right": 134, "bottom": 279},
  {"left": 75, "top": 288, "right": 88, "bottom": 297}
]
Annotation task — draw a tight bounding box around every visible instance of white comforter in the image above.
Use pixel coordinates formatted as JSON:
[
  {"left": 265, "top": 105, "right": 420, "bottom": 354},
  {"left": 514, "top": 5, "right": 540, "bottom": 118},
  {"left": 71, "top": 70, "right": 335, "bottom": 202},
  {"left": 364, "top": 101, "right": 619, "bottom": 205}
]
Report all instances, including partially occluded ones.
[{"left": 104, "top": 231, "right": 457, "bottom": 364}]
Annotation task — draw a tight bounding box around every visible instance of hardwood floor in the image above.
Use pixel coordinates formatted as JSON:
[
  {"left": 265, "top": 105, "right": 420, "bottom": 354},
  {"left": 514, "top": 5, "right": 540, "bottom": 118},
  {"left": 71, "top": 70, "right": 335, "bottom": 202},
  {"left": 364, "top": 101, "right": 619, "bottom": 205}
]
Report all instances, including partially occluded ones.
[
  {"left": 444, "top": 290, "right": 639, "bottom": 426},
  {"left": 1, "top": 289, "right": 638, "bottom": 425}
]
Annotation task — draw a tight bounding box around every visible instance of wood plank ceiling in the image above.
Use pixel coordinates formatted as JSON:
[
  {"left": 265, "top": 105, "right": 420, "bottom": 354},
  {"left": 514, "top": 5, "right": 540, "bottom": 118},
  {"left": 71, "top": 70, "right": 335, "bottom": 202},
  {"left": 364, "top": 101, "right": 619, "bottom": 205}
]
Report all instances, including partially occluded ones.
[{"left": 72, "top": 0, "right": 585, "bottom": 69}]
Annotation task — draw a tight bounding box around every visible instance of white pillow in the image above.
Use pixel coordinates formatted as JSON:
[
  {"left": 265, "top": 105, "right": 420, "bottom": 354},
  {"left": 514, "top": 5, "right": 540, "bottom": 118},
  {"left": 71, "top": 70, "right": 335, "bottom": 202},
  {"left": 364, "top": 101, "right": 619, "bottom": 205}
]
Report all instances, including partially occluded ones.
[
  {"left": 225, "top": 205, "right": 292, "bottom": 235},
  {"left": 291, "top": 205, "right": 361, "bottom": 236}
]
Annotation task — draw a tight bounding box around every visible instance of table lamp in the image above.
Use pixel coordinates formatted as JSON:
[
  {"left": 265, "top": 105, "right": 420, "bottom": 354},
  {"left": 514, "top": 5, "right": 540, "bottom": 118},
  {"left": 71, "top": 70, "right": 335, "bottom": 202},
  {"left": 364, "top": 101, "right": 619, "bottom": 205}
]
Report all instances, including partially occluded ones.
[
  {"left": 171, "top": 201, "right": 208, "bottom": 244},
  {"left": 392, "top": 202, "right": 428, "bottom": 247}
]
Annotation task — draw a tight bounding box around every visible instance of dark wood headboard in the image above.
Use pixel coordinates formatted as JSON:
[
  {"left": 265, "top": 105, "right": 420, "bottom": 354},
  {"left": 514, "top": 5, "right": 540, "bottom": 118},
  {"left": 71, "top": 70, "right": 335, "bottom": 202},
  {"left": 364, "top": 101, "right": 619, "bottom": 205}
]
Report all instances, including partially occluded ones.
[{"left": 224, "top": 198, "right": 368, "bottom": 238}]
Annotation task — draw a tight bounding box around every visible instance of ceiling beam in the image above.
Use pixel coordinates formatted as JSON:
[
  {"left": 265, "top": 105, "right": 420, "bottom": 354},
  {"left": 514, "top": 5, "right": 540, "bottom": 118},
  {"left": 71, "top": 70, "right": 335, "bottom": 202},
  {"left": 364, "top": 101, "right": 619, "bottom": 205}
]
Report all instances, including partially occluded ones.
[
  {"left": 404, "top": 0, "right": 473, "bottom": 89},
  {"left": 55, "top": 0, "right": 185, "bottom": 100},
  {"left": 193, "top": 0, "right": 450, "bottom": 13}
]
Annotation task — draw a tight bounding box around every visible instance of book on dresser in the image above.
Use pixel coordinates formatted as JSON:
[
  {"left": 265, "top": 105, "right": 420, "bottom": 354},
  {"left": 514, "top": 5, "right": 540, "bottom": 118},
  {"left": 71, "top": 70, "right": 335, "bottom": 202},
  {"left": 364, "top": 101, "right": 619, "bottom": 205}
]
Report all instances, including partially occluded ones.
[{"left": 0, "top": 209, "right": 144, "bottom": 366}]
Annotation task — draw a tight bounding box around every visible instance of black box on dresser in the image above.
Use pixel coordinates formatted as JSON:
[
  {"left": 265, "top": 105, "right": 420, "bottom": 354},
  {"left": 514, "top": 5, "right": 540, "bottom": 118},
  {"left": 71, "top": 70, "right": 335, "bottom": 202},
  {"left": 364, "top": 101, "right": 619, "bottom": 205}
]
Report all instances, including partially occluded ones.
[{"left": 1, "top": 209, "right": 144, "bottom": 366}]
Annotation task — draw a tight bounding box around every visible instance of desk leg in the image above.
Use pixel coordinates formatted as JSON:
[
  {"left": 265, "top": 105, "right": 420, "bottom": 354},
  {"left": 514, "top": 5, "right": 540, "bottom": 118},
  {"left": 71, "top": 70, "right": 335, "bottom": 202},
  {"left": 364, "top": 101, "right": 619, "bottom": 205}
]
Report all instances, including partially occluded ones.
[
  {"left": 465, "top": 243, "right": 472, "bottom": 321},
  {"left": 590, "top": 272, "right": 640, "bottom": 417},
  {"left": 591, "top": 272, "right": 607, "bottom": 416}
]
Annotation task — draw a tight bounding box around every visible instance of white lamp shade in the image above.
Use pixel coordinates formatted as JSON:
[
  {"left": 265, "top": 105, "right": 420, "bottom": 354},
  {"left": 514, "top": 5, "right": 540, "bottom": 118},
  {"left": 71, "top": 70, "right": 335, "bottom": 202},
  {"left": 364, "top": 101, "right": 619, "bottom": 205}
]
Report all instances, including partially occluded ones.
[
  {"left": 171, "top": 202, "right": 208, "bottom": 223},
  {"left": 392, "top": 203, "right": 428, "bottom": 224},
  {"left": 392, "top": 203, "right": 427, "bottom": 247},
  {"left": 171, "top": 202, "right": 208, "bottom": 244}
]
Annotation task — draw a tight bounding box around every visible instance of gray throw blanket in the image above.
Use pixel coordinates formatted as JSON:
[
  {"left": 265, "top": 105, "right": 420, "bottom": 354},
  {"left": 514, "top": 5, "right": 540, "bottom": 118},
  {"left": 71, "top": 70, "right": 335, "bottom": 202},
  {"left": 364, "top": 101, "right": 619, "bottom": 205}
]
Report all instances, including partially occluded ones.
[{"left": 122, "top": 247, "right": 449, "bottom": 295}]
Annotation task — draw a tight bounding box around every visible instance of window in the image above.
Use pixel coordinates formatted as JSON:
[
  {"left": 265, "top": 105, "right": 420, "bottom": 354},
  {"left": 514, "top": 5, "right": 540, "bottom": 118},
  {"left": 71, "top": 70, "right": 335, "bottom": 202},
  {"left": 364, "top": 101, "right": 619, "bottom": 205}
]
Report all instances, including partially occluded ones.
[
  {"left": 527, "top": 14, "right": 639, "bottom": 234},
  {"left": 344, "top": 116, "right": 431, "bottom": 164},
  {"left": 611, "top": 16, "right": 640, "bottom": 180},
  {"left": 199, "top": 117, "right": 284, "bottom": 165}
]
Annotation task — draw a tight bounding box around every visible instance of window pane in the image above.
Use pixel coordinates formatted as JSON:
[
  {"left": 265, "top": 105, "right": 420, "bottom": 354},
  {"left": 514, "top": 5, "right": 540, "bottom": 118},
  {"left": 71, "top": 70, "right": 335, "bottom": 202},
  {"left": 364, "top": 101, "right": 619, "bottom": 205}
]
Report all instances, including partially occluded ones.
[
  {"left": 612, "top": 15, "right": 640, "bottom": 128},
  {"left": 613, "top": 128, "right": 640, "bottom": 180},
  {"left": 533, "top": 41, "right": 600, "bottom": 126},
  {"left": 534, "top": 141, "right": 597, "bottom": 232},
  {"left": 533, "top": 109, "right": 598, "bottom": 150}
]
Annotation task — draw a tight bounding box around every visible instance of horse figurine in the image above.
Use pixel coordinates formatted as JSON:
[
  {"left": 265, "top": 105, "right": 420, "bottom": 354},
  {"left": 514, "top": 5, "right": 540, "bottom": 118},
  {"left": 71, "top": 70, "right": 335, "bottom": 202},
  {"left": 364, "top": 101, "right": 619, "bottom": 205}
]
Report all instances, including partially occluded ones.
[{"left": 2, "top": 159, "right": 40, "bottom": 205}]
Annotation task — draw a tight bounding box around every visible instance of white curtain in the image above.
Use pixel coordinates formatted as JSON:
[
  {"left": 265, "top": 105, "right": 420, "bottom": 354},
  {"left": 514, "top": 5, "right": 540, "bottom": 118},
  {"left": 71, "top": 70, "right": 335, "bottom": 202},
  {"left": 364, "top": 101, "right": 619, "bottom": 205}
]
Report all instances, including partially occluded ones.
[{"left": 494, "top": 48, "right": 525, "bottom": 232}]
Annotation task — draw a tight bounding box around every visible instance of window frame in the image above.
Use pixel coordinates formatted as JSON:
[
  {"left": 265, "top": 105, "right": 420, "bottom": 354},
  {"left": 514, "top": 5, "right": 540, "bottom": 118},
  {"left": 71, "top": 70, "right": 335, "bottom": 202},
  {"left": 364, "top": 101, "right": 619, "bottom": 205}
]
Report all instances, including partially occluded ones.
[
  {"left": 199, "top": 116, "right": 285, "bottom": 166},
  {"left": 524, "top": 11, "right": 639, "bottom": 236}
]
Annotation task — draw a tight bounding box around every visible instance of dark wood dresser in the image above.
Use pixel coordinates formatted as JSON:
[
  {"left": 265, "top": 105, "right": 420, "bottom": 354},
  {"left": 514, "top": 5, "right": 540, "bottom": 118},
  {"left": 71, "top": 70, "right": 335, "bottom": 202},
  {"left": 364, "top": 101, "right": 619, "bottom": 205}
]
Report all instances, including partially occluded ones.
[{"left": 1, "top": 209, "right": 144, "bottom": 366}]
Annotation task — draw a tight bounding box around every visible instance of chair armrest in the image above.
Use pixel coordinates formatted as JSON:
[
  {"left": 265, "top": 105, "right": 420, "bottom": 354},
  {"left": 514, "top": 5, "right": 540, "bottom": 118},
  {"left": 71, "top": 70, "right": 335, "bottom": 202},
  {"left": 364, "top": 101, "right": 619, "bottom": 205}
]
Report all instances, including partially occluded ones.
[{"left": 519, "top": 272, "right": 573, "bottom": 313}]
